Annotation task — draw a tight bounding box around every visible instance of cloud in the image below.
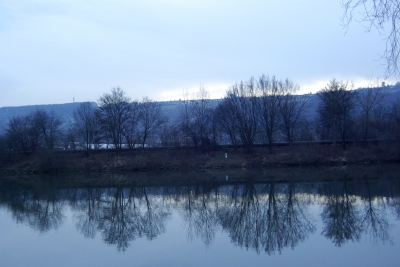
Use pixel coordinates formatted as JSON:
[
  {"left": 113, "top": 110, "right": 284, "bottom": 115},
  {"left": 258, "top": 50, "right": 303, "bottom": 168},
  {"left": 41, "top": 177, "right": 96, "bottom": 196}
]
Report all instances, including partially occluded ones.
[
  {"left": 0, "top": 0, "right": 393, "bottom": 107},
  {"left": 156, "top": 82, "right": 228, "bottom": 101}
]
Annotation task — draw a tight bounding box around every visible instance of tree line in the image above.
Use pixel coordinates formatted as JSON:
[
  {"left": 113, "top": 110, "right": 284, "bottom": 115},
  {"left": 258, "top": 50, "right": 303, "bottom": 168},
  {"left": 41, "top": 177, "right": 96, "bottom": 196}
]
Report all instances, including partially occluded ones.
[{"left": 1, "top": 75, "right": 400, "bottom": 161}]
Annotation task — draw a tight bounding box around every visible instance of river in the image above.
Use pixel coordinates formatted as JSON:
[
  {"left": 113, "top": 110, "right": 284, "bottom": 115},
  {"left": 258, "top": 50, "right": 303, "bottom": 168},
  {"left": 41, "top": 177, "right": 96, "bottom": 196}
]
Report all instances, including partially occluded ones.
[{"left": 0, "top": 164, "right": 399, "bottom": 266}]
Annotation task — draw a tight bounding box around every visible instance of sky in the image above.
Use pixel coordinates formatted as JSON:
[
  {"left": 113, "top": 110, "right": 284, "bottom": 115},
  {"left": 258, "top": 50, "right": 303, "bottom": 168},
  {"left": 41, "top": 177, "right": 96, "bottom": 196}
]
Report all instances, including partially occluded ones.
[{"left": 0, "top": 0, "right": 395, "bottom": 107}]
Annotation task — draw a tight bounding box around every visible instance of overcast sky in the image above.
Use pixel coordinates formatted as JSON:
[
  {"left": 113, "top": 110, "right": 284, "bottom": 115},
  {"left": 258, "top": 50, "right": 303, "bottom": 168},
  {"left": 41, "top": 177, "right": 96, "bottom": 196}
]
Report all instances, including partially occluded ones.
[{"left": 0, "top": 0, "right": 394, "bottom": 107}]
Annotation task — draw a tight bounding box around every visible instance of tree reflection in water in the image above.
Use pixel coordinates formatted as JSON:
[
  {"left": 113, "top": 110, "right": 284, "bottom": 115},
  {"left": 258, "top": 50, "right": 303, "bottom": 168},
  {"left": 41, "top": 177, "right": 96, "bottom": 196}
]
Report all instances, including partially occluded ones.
[
  {"left": 218, "top": 182, "right": 264, "bottom": 252},
  {"left": 321, "top": 179, "right": 362, "bottom": 246},
  {"left": 98, "top": 187, "right": 138, "bottom": 251},
  {"left": 321, "top": 178, "right": 394, "bottom": 246},
  {"left": 389, "top": 197, "right": 400, "bottom": 220},
  {"left": 0, "top": 173, "right": 399, "bottom": 253},
  {"left": 96, "top": 185, "right": 170, "bottom": 251},
  {"left": 280, "top": 182, "right": 316, "bottom": 250},
  {"left": 360, "top": 180, "right": 391, "bottom": 245},
  {"left": 180, "top": 184, "right": 219, "bottom": 246},
  {"left": 71, "top": 187, "right": 102, "bottom": 239},
  {"left": 4, "top": 184, "right": 65, "bottom": 233},
  {"left": 218, "top": 181, "right": 315, "bottom": 254}
]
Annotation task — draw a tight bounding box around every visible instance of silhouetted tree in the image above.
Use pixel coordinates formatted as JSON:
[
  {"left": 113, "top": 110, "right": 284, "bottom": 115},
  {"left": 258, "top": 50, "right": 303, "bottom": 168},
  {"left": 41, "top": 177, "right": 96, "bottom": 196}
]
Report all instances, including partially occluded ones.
[
  {"left": 29, "top": 109, "right": 63, "bottom": 151},
  {"left": 123, "top": 101, "right": 140, "bottom": 149},
  {"left": 72, "top": 102, "right": 100, "bottom": 153},
  {"left": 191, "top": 87, "right": 213, "bottom": 147},
  {"left": 356, "top": 81, "right": 385, "bottom": 142},
  {"left": 256, "top": 75, "right": 281, "bottom": 151},
  {"left": 278, "top": 79, "right": 310, "bottom": 145},
  {"left": 215, "top": 97, "right": 239, "bottom": 146},
  {"left": 389, "top": 98, "right": 400, "bottom": 140},
  {"left": 0, "top": 134, "right": 7, "bottom": 165},
  {"left": 138, "top": 97, "right": 167, "bottom": 148},
  {"left": 225, "top": 80, "right": 258, "bottom": 152},
  {"left": 317, "top": 79, "right": 357, "bottom": 149},
  {"left": 97, "top": 87, "right": 132, "bottom": 154},
  {"left": 6, "top": 115, "right": 32, "bottom": 153},
  {"left": 177, "top": 90, "right": 194, "bottom": 146}
]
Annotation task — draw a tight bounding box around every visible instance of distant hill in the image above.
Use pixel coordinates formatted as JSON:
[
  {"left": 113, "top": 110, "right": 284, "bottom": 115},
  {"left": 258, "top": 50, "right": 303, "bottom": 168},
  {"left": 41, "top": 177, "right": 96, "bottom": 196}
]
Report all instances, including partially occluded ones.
[
  {"left": 0, "top": 101, "right": 184, "bottom": 135},
  {"left": 307, "top": 86, "right": 400, "bottom": 120},
  {"left": 0, "top": 102, "right": 89, "bottom": 135},
  {"left": 1, "top": 87, "right": 399, "bottom": 136}
]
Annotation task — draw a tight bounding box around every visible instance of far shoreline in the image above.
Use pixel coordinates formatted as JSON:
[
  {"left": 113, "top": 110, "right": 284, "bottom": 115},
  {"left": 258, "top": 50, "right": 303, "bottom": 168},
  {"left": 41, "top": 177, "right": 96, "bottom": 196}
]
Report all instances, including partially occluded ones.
[{"left": 1, "top": 143, "right": 399, "bottom": 176}]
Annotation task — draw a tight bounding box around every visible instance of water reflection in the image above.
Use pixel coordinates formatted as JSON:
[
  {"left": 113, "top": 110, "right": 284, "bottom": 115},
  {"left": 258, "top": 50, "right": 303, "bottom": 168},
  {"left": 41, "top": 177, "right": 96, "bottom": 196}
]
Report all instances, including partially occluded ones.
[
  {"left": 0, "top": 171, "right": 399, "bottom": 253},
  {"left": 360, "top": 180, "right": 391, "bottom": 245},
  {"left": 3, "top": 183, "right": 65, "bottom": 233},
  {"left": 321, "top": 179, "right": 362, "bottom": 246},
  {"left": 320, "top": 179, "right": 393, "bottom": 246},
  {"left": 69, "top": 183, "right": 171, "bottom": 251},
  {"left": 180, "top": 184, "right": 219, "bottom": 246},
  {"left": 71, "top": 187, "right": 102, "bottom": 239},
  {"left": 217, "top": 181, "right": 316, "bottom": 254}
]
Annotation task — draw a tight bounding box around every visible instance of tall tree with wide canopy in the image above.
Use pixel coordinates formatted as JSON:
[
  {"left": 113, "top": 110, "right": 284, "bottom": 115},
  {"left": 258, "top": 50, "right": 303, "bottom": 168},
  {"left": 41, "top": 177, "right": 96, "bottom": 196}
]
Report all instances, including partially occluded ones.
[
  {"left": 97, "top": 87, "right": 133, "bottom": 155},
  {"left": 317, "top": 79, "right": 357, "bottom": 149},
  {"left": 256, "top": 75, "right": 281, "bottom": 151}
]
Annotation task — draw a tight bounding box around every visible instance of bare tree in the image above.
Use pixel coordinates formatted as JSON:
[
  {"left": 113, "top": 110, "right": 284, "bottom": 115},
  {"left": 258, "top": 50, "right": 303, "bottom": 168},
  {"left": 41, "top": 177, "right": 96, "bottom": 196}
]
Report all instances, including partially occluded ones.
[
  {"left": 72, "top": 102, "right": 100, "bottom": 153},
  {"left": 29, "top": 109, "right": 63, "bottom": 151},
  {"left": 341, "top": 0, "right": 400, "bottom": 77},
  {"left": 123, "top": 101, "right": 140, "bottom": 149},
  {"left": 208, "top": 106, "right": 220, "bottom": 147},
  {"left": 278, "top": 79, "right": 310, "bottom": 145},
  {"left": 225, "top": 79, "right": 258, "bottom": 152},
  {"left": 0, "top": 134, "right": 7, "bottom": 165},
  {"left": 215, "top": 99, "right": 239, "bottom": 146},
  {"left": 317, "top": 79, "right": 357, "bottom": 149},
  {"left": 191, "top": 86, "right": 213, "bottom": 147},
  {"left": 389, "top": 98, "right": 400, "bottom": 140},
  {"left": 97, "top": 87, "right": 132, "bottom": 155},
  {"left": 138, "top": 97, "right": 167, "bottom": 148},
  {"left": 6, "top": 115, "right": 32, "bottom": 153},
  {"left": 256, "top": 75, "right": 281, "bottom": 151},
  {"left": 356, "top": 79, "right": 385, "bottom": 142},
  {"left": 177, "top": 89, "right": 194, "bottom": 146}
]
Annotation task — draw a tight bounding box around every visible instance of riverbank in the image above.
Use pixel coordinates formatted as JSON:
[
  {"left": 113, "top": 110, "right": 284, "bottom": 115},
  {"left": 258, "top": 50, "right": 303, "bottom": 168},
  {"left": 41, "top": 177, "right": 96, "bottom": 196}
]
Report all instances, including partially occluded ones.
[{"left": 1, "top": 143, "right": 399, "bottom": 175}]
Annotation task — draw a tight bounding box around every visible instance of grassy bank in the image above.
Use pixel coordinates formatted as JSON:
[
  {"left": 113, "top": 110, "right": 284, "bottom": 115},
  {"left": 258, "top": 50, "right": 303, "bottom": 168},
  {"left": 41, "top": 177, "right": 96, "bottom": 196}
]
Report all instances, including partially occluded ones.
[{"left": 1, "top": 142, "right": 399, "bottom": 175}]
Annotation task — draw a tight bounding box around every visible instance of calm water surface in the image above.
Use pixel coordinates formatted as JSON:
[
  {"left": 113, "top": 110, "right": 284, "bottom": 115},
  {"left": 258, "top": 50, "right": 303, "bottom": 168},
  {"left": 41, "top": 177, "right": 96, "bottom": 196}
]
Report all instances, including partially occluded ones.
[{"left": 1, "top": 165, "right": 399, "bottom": 267}]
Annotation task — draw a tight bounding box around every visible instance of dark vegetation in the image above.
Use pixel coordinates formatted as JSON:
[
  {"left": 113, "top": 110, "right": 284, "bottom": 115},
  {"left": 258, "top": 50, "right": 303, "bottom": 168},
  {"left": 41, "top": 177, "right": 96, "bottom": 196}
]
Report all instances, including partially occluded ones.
[
  {"left": 0, "top": 143, "right": 399, "bottom": 175},
  {"left": 1, "top": 76, "right": 400, "bottom": 174}
]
